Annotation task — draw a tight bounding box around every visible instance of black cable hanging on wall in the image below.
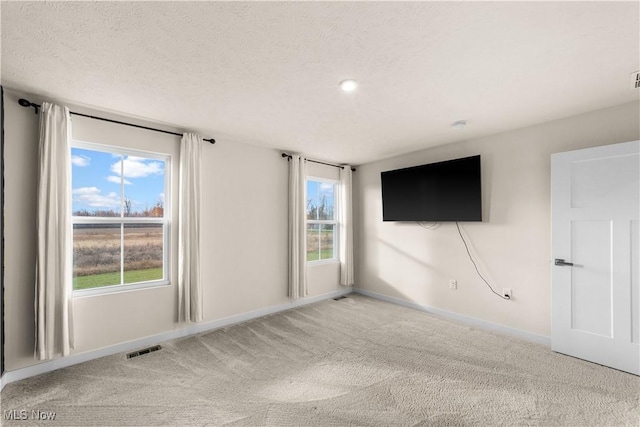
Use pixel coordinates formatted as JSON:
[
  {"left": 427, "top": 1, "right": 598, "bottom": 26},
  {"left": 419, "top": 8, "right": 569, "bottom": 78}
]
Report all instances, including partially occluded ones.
[
  {"left": 281, "top": 152, "right": 356, "bottom": 172},
  {"left": 18, "top": 98, "right": 216, "bottom": 144},
  {"left": 455, "top": 222, "right": 510, "bottom": 300}
]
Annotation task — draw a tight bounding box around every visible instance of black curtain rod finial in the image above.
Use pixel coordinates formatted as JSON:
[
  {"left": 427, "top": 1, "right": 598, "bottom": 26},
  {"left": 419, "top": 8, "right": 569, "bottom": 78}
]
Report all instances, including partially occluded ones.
[{"left": 18, "top": 98, "right": 39, "bottom": 114}]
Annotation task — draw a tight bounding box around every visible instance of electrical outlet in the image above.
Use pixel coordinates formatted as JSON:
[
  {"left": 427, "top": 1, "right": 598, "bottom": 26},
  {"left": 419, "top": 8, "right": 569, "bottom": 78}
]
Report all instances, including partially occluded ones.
[
  {"left": 503, "top": 288, "right": 512, "bottom": 299},
  {"left": 449, "top": 280, "right": 457, "bottom": 290}
]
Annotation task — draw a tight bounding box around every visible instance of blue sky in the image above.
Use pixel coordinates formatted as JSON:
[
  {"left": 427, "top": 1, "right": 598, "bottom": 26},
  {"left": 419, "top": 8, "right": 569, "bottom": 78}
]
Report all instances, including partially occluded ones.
[{"left": 71, "top": 147, "right": 165, "bottom": 215}]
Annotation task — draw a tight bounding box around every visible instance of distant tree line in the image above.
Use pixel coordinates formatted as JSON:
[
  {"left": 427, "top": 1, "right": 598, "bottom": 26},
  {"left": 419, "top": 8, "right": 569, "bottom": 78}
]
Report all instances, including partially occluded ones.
[{"left": 74, "top": 198, "right": 164, "bottom": 217}]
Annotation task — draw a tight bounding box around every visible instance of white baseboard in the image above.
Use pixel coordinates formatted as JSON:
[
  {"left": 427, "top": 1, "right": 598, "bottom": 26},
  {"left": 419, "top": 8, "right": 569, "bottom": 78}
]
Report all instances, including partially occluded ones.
[
  {"left": 1, "top": 287, "right": 353, "bottom": 390},
  {"left": 354, "top": 288, "right": 551, "bottom": 347}
]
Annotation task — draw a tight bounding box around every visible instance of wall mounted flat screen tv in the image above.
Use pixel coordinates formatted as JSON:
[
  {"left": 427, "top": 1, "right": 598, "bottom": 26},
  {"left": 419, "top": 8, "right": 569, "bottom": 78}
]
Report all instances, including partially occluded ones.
[{"left": 381, "top": 155, "right": 482, "bottom": 222}]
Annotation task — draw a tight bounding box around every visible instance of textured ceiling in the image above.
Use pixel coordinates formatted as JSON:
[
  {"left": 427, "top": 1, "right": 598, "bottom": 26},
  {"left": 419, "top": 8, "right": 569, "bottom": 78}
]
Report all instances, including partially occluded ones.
[{"left": 2, "top": 1, "right": 639, "bottom": 165}]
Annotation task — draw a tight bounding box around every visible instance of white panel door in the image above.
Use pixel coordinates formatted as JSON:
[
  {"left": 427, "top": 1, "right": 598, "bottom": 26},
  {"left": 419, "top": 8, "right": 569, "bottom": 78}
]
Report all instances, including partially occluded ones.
[{"left": 551, "top": 140, "right": 640, "bottom": 375}]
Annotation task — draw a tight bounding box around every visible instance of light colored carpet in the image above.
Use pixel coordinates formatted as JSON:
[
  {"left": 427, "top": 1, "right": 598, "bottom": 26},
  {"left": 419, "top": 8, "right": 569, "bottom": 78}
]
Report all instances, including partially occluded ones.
[{"left": 1, "top": 294, "right": 638, "bottom": 426}]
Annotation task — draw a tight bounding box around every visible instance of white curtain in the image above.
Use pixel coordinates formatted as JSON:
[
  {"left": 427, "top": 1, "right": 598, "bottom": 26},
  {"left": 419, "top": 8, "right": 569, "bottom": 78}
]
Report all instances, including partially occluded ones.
[
  {"left": 288, "top": 155, "right": 307, "bottom": 299},
  {"left": 178, "top": 133, "right": 203, "bottom": 322},
  {"left": 35, "top": 102, "right": 74, "bottom": 360},
  {"left": 339, "top": 166, "right": 355, "bottom": 286}
]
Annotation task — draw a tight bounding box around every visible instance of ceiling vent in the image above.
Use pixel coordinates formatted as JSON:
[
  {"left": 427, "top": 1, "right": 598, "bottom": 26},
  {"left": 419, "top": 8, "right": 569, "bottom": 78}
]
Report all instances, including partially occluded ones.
[{"left": 630, "top": 70, "right": 640, "bottom": 90}]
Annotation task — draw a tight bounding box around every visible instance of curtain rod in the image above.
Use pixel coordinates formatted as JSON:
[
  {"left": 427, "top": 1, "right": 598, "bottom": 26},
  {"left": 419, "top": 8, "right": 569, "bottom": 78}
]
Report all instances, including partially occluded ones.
[
  {"left": 18, "top": 98, "right": 216, "bottom": 144},
  {"left": 281, "top": 153, "right": 356, "bottom": 172}
]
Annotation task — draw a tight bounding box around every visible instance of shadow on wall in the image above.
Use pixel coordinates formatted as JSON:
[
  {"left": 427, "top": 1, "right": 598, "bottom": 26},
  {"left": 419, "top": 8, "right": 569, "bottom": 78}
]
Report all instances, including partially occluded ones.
[
  {"left": 371, "top": 235, "right": 443, "bottom": 306},
  {"left": 364, "top": 216, "right": 506, "bottom": 315}
]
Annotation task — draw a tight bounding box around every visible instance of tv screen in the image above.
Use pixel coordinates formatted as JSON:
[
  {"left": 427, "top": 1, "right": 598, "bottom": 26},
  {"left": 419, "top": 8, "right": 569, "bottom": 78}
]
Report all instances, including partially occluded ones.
[{"left": 381, "top": 155, "right": 482, "bottom": 222}]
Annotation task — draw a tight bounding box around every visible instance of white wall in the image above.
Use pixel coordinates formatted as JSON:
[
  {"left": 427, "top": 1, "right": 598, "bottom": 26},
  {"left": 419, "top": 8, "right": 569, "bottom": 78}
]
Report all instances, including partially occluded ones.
[
  {"left": 354, "top": 101, "right": 640, "bottom": 337},
  {"left": 4, "top": 89, "right": 39, "bottom": 370},
  {"left": 2, "top": 88, "right": 344, "bottom": 372}
]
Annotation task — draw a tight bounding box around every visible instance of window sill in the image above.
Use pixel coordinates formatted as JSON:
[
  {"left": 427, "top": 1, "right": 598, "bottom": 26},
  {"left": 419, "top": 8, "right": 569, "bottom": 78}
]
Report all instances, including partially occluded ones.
[{"left": 73, "top": 280, "right": 171, "bottom": 298}]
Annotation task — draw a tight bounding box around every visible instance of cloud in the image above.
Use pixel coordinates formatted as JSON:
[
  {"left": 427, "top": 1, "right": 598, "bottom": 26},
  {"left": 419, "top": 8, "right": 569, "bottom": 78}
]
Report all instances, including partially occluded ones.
[
  {"left": 126, "top": 156, "right": 146, "bottom": 161},
  {"left": 71, "top": 154, "right": 90, "bottom": 167},
  {"left": 110, "top": 156, "right": 163, "bottom": 179},
  {"left": 72, "top": 186, "right": 120, "bottom": 208},
  {"left": 106, "top": 175, "right": 132, "bottom": 185}
]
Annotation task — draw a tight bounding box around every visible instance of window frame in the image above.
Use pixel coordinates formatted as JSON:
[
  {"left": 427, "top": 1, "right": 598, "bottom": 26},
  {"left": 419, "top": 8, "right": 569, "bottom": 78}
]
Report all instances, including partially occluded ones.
[
  {"left": 306, "top": 176, "right": 339, "bottom": 265},
  {"left": 71, "top": 140, "right": 172, "bottom": 297}
]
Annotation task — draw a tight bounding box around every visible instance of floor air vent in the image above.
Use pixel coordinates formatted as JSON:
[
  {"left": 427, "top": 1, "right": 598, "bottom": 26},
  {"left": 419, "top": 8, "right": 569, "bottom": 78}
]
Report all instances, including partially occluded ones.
[
  {"left": 333, "top": 296, "right": 348, "bottom": 301},
  {"left": 127, "top": 345, "right": 162, "bottom": 359}
]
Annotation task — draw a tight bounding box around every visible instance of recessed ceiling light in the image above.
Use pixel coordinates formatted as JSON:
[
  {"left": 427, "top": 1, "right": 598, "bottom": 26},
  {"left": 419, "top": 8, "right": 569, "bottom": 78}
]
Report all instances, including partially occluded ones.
[
  {"left": 340, "top": 79, "right": 358, "bottom": 92},
  {"left": 451, "top": 120, "right": 467, "bottom": 129}
]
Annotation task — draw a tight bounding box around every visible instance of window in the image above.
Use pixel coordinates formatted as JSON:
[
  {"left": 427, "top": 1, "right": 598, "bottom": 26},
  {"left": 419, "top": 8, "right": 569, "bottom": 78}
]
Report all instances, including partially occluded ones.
[
  {"left": 71, "top": 142, "right": 170, "bottom": 294},
  {"left": 306, "top": 178, "right": 338, "bottom": 262}
]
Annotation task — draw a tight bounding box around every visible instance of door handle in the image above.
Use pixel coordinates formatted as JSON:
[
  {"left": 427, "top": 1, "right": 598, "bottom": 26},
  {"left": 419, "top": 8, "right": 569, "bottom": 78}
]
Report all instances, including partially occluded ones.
[{"left": 554, "top": 258, "right": 574, "bottom": 266}]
